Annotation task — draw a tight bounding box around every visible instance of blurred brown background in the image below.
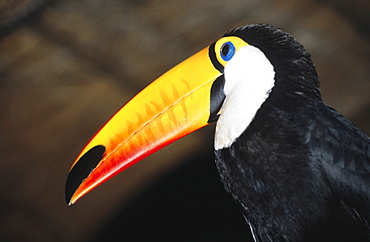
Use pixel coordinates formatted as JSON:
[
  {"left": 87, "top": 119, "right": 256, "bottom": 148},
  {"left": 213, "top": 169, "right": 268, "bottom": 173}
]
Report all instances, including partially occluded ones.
[{"left": 0, "top": 0, "right": 369, "bottom": 241}]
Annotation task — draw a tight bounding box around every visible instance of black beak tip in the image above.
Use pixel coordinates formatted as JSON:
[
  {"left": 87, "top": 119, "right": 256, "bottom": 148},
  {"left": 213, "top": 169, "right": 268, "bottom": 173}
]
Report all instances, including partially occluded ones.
[{"left": 65, "top": 145, "right": 106, "bottom": 205}]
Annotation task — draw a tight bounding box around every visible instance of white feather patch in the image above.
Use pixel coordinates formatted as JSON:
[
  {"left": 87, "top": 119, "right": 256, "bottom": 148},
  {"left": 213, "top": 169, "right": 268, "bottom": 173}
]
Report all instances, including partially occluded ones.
[{"left": 214, "top": 45, "right": 275, "bottom": 150}]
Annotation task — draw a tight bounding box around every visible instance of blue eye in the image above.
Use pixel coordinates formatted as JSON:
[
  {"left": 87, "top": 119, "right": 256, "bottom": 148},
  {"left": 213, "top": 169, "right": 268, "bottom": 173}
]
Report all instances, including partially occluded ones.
[{"left": 220, "top": 42, "right": 235, "bottom": 61}]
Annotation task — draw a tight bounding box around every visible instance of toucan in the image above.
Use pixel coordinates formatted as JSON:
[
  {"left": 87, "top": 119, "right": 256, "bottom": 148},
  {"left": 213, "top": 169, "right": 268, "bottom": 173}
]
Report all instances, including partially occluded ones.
[{"left": 66, "top": 24, "right": 370, "bottom": 241}]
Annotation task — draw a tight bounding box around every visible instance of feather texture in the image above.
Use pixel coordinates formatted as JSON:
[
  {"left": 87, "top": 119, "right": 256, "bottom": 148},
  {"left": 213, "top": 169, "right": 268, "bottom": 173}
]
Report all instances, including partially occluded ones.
[{"left": 215, "top": 24, "right": 370, "bottom": 241}]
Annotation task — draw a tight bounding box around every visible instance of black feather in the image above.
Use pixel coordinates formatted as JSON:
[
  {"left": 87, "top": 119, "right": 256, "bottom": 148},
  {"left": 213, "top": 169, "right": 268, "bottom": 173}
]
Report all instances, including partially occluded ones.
[{"left": 215, "top": 24, "right": 370, "bottom": 241}]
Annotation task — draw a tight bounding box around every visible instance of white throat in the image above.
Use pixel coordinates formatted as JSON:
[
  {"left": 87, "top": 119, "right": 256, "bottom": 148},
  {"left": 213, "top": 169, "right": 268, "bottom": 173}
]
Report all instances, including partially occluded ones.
[{"left": 214, "top": 45, "right": 275, "bottom": 150}]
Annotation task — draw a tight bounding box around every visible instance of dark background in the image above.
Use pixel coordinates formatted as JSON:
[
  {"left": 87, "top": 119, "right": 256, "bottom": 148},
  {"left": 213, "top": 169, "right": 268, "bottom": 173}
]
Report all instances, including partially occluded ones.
[{"left": 0, "top": 0, "right": 369, "bottom": 241}]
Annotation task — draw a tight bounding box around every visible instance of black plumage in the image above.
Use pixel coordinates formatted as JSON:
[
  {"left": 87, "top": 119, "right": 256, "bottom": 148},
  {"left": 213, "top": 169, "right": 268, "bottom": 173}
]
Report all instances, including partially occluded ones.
[{"left": 214, "top": 25, "right": 370, "bottom": 241}]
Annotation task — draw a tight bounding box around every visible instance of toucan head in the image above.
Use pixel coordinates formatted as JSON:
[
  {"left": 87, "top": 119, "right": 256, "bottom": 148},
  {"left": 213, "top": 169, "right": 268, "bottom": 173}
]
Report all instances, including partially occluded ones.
[{"left": 65, "top": 24, "right": 321, "bottom": 205}]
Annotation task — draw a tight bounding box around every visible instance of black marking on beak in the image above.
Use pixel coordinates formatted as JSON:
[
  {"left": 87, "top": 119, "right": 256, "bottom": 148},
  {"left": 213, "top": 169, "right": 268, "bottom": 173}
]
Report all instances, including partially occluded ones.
[
  {"left": 209, "top": 42, "right": 224, "bottom": 73},
  {"left": 208, "top": 75, "right": 226, "bottom": 123},
  {"left": 65, "top": 145, "right": 106, "bottom": 204}
]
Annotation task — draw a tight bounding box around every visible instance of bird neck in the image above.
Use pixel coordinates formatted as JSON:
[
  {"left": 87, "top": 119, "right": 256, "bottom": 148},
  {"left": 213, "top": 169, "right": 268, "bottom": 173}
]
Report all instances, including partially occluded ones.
[
  {"left": 214, "top": 102, "right": 366, "bottom": 241},
  {"left": 214, "top": 45, "right": 275, "bottom": 150}
]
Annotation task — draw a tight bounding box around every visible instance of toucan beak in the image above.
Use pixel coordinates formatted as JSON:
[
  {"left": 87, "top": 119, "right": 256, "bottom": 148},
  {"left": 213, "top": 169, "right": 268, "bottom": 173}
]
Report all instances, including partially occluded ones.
[{"left": 65, "top": 45, "right": 225, "bottom": 205}]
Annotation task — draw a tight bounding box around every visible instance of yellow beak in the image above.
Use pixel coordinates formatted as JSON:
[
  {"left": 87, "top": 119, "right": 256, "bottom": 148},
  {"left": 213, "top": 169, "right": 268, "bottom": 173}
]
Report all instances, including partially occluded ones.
[{"left": 66, "top": 46, "right": 223, "bottom": 205}]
